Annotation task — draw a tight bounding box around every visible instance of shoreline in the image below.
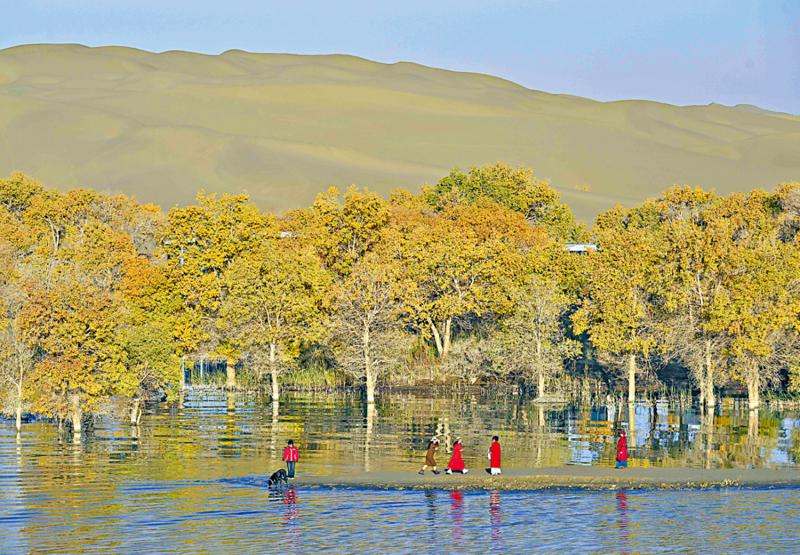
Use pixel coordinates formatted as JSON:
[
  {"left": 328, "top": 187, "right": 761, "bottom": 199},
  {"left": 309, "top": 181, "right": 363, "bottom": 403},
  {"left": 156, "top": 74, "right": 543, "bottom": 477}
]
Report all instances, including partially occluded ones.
[{"left": 295, "top": 466, "right": 800, "bottom": 491}]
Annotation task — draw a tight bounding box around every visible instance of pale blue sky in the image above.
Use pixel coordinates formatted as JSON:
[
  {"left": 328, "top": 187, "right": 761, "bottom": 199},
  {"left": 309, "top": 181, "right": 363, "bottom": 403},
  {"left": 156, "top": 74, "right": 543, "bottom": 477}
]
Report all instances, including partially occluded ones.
[{"left": 2, "top": 0, "right": 798, "bottom": 113}]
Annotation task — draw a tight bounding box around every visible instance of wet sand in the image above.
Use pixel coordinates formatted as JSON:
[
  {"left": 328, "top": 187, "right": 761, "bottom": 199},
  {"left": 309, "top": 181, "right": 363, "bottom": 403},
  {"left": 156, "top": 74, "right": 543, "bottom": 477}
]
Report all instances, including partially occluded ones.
[{"left": 298, "top": 466, "right": 800, "bottom": 491}]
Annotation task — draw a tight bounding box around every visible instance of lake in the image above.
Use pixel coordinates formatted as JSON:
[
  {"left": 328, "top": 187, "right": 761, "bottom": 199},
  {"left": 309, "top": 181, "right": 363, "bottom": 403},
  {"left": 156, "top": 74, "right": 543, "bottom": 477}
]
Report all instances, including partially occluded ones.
[{"left": 2, "top": 390, "right": 800, "bottom": 553}]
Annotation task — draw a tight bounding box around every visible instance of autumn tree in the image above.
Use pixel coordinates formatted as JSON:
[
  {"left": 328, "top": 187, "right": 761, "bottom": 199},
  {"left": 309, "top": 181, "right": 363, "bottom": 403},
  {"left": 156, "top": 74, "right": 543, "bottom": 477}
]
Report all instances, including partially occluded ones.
[
  {"left": 423, "top": 163, "right": 585, "bottom": 241},
  {"left": 0, "top": 174, "right": 41, "bottom": 431},
  {"left": 389, "top": 199, "right": 547, "bottom": 358},
  {"left": 574, "top": 206, "right": 660, "bottom": 404},
  {"left": 118, "top": 254, "right": 182, "bottom": 424},
  {"left": 493, "top": 276, "right": 580, "bottom": 398},
  {"left": 162, "top": 192, "right": 277, "bottom": 387},
  {"left": 329, "top": 254, "right": 408, "bottom": 403},
  {"left": 290, "top": 186, "right": 390, "bottom": 277},
  {"left": 644, "top": 187, "right": 730, "bottom": 409},
  {"left": 703, "top": 190, "right": 800, "bottom": 409},
  {"left": 220, "top": 240, "right": 331, "bottom": 401}
]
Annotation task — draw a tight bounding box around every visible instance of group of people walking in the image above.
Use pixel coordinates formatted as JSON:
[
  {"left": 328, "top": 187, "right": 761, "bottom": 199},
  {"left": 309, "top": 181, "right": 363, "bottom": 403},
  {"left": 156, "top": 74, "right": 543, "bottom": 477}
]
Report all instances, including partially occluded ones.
[
  {"left": 419, "top": 435, "right": 502, "bottom": 476},
  {"left": 278, "top": 429, "right": 628, "bottom": 483},
  {"left": 418, "top": 430, "right": 629, "bottom": 476}
]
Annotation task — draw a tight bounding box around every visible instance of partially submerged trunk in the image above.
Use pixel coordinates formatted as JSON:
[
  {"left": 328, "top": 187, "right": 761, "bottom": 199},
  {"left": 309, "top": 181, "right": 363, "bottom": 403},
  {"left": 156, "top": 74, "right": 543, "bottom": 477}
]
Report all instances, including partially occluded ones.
[
  {"left": 269, "top": 342, "right": 279, "bottom": 402},
  {"left": 704, "top": 340, "right": 715, "bottom": 409},
  {"left": 15, "top": 378, "right": 23, "bottom": 433},
  {"left": 270, "top": 369, "right": 280, "bottom": 402},
  {"left": 363, "top": 322, "right": 376, "bottom": 403},
  {"left": 746, "top": 364, "right": 760, "bottom": 410},
  {"left": 748, "top": 408, "right": 759, "bottom": 440},
  {"left": 535, "top": 338, "right": 545, "bottom": 399},
  {"left": 225, "top": 360, "right": 237, "bottom": 390},
  {"left": 627, "top": 401, "right": 636, "bottom": 444},
  {"left": 70, "top": 394, "right": 82, "bottom": 439},
  {"left": 129, "top": 397, "right": 143, "bottom": 426},
  {"left": 627, "top": 353, "right": 636, "bottom": 405}
]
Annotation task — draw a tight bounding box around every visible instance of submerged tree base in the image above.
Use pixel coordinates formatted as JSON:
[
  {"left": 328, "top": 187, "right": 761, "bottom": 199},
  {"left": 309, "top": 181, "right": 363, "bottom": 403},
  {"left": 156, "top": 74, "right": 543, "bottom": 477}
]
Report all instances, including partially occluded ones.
[{"left": 295, "top": 466, "right": 800, "bottom": 491}]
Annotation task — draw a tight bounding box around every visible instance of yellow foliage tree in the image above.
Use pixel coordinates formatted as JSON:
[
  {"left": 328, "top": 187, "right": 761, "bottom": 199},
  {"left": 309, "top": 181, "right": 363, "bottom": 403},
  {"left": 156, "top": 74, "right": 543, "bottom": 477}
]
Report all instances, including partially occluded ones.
[{"left": 220, "top": 240, "right": 332, "bottom": 401}]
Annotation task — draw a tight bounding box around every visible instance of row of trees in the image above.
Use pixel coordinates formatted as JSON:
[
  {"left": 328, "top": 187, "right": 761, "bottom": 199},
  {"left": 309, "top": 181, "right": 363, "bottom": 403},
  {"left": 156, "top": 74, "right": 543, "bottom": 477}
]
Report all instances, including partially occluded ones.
[{"left": 1, "top": 165, "right": 799, "bottom": 435}]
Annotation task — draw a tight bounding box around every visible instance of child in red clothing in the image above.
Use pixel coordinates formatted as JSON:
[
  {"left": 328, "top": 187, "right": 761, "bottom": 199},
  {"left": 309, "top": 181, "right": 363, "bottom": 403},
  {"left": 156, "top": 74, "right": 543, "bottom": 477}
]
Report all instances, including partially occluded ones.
[
  {"left": 615, "top": 430, "right": 628, "bottom": 469},
  {"left": 486, "top": 435, "right": 501, "bottom": 475},
  {"left": 283, "top": 439, "right": 299, "bottom": 478},
  {"left": 445, "top": 438, "right": 469, "bottom": 474}
]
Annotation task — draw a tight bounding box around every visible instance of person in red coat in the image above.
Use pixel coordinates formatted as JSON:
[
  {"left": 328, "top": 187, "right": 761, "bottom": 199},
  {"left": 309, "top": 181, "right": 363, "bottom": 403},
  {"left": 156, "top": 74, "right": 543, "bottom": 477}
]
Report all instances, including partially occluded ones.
[
  {"left": 486, "top": 435, "right": 502, "bottom": 475},
  {"left": 615, "top": 430, "right": 628, "bottom": 469},
  {"left": 445, "top": 438, "right": 469, "bottom": 474},
  {"left": 283, "top": 439, "right": 299, "bottom": 478}
]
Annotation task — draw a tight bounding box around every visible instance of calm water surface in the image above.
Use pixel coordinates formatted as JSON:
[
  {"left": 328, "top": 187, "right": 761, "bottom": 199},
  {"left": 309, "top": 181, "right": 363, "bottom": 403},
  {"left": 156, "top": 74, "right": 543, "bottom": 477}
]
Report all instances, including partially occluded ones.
[{"left": 2, "top": 390, "right": 800, "bottom": 553}]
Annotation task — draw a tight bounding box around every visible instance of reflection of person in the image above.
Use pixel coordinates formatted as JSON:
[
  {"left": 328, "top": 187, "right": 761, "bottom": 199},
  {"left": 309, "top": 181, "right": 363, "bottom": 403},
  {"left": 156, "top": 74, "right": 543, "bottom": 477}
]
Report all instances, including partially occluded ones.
[
  {"left": 615, "top": 430, "right": 628, "bottom": 469},
  {"left": 445, "top": 438, "right": 468, "bottom": 474},
  {"left": 489, "top": 490, "right": 502, "bottom": 545},
  {"left": 283, "top": 439, "right": 299, "bottom": 478},
  {"left": 419, "top": 437, "right": 441, "bottom": 475},
  {"left": 616, "top": 489, "right": 630, "bottom": 554},
  {"left": 450, "top": 490, "right": 465, "bottom": 543},
  {"left": 486, "top": 436, "right": 502, "bottom": 475}
]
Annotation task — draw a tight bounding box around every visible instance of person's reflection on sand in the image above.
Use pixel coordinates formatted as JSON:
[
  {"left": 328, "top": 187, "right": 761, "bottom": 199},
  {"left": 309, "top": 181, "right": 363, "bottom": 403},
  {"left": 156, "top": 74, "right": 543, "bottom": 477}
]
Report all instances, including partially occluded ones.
[
  {"left": 616, "top": 489, "right": 630, "bottom": 554},
  {"left": 489, "top": 490, "right": 502, "bottom": 547},
  {"left": 450, "top": 490, "right": 465, "bottom": 546}
]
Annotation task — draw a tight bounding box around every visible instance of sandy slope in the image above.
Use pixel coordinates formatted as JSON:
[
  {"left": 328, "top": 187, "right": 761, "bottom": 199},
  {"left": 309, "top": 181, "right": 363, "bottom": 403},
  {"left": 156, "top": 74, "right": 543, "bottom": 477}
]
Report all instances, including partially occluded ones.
[{"left": 1, "top": 44, "right": 799, "bottom": 220}]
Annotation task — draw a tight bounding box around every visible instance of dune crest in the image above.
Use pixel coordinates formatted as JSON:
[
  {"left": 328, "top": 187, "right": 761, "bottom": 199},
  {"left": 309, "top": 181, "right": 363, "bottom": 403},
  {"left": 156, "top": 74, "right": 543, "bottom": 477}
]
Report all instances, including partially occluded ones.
[{"left": 1, "top": 43, "right": 798, "bottom": 219}]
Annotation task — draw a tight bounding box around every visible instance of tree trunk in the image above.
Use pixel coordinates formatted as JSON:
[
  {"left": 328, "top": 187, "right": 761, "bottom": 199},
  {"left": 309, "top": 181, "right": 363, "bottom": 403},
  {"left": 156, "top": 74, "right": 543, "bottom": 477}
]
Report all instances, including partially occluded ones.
[
  {"left": 70, "top": 394, "right": 82, "bottom": 438},
  {"left": 225, "top": 360, "right": 237, "bottom": 390},
  {"left": 748, "top": 409, "right": 759, "bottom": 443},
  {"left": 704, "top": 340, "right": 715, "bottom": 409},
  {"left": 442, "top": 318, "right": 452, "bottom": 358},
  {"left": 627, "top": 353, "right": 636, "bottom": 405},
  {"left": 429, "top": 318, "right": 444, "bottom": 357},
  {"left": 270, "top": 369, "right": 280, "bottom": 403},
  {"left": 697, "top": 365, "right": 706, "bottom": 411},
  {"left": 15, "top": 379, "right": 23, "bottom": 433},
  {"left": 269, "top": 342, "right": 279, "bottom": 402},
  {"left": 129, "top": 397, "right": 142, "bottom": 426},
  {"left": 363, "top": 323, "right": 376, "bottom": 403},
  {"left": 536, "top": 338, "right": 545, "bottom": 399},
  {"left": 180, "top": 357, "right": 186, "bottom": 391},
  {"left": 746, "top": 366, "right": 760, "bottom": 410}
]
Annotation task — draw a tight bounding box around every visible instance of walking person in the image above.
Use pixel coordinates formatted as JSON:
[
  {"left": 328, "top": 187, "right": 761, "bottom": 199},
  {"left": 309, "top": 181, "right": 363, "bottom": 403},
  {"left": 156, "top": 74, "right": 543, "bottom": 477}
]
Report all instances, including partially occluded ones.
[
  {"left": 486, "top": 435, "right": 502, "bottom": 475},
  {"left": 283, "top": 439, "right": 299, "bottom": 478},
  {"left": 615, "top": 430, "right": 628, "bottom": 469},
  {"left": 419, "top": 437, "right": 441, "bottom": 475},
  {"left": 445, "top": 438, "right": 468, "bottom": 474}
]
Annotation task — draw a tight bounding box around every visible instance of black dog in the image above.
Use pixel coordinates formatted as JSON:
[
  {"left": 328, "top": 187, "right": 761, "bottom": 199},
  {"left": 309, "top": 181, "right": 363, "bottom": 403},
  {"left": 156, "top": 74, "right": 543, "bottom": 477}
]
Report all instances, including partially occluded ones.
[{"left": 268, "top": 468, "right": 289, "bottom": 487}]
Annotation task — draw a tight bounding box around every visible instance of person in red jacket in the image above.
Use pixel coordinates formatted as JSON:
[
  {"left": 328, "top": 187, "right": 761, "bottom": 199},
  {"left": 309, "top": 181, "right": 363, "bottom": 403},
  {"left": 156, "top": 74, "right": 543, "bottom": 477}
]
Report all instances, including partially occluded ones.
[
  {"left": 445, "top": 438, "right": 469, "bottom": 474},
  {"left": 615, "top": 430, "right": 628, "bottom": 469},
  {"left": 486, "top": 435, "right": 502, "bottom": 475},
  {"left": 283, "top": 439, "right": 299, "bottom": 478}
]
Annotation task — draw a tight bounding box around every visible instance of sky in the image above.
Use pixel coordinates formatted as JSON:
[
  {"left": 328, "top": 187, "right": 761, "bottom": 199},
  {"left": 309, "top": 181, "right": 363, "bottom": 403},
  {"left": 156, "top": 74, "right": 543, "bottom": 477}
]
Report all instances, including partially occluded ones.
[{"left": 2, "top": 0, "right": 799, "bottom": 113}]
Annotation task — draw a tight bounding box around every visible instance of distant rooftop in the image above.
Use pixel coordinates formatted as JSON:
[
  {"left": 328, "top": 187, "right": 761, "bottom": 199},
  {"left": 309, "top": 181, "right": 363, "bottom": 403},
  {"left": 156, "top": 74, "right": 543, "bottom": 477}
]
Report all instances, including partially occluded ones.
[{"left": 565, "top": 243, "right": 598, "bottom": 253}]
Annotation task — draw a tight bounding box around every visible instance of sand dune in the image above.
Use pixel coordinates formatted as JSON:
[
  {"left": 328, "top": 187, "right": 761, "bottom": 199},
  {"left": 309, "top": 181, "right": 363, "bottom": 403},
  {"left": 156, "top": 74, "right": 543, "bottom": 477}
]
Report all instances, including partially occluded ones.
[{"left": 1, "top": 44, "right": 798, "bottom": 219}]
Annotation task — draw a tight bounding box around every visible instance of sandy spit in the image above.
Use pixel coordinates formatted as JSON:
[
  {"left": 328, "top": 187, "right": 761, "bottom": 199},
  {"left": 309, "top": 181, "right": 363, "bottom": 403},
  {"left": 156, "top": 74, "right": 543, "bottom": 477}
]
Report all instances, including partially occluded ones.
[{"left": 295, "top": 466, "right": 800, "bottom": 491}]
